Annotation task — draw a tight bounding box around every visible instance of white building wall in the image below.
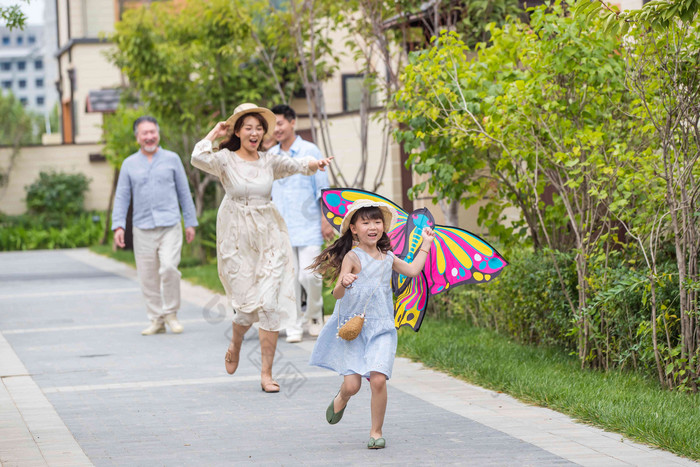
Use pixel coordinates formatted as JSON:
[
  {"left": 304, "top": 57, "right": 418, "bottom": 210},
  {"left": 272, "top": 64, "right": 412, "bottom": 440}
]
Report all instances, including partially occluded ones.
[
  {"left": 618, "top": 0, "right": 644, "bottom": 10},
  {"left": 86, "top": 0, "right": 118, "bottom": 37},
  {"left": 0, "top": 25, "right": 57, "bottom": 116},
  {"left": 70, "top": 44, "right": 121, "bottom": 143},
  {"left": 0, "top": 143, "right": 113, "bottom": 215}
]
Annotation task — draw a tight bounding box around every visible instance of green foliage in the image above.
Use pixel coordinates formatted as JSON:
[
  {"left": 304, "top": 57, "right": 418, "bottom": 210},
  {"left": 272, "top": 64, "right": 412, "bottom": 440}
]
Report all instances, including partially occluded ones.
[
  {"left": 0, "top": 91, "right": 44, "bottom": 188},
  {"left": 24, "top": 171, "right": 91, "bottom": 224},
  {"left": 392, "top": 1, "right": 677, "bottom": 375},
  {"left": 0, "top": 212, "right": 105, "bottom": 251},
  {"left": 425, "top": 243, "right": 694, "bottom": 383},
  {"left": 575, "top": 0, "right": 700, "bottom": 389},
  {"left": 109, "top": 0, "right": 297, "bottom": 132},
  {"left": 454, "top": 0, "right": 523, "bottom": 47},
  {"left": 574, "top": 0, "right": 700, "bottom": 35},
  {"left": 196, "top": 209, "right": 218, "bottom": 259},
  {"left": 101, "top": 104, "right": 142, "bottom": 169},
  {"left": 249, "top": 0, "right": 334, "bottom": 103},
  {"left": 0, "top": 91, "right": 43, "bottom": 146},
  {"left": 0, "top": 0, "right": 28, "bottom": 30},
  {"left": 393, "top": 31, "right": 525, "bottom": 246},
  {"left": 393, "top": 1, "right": 638, "bottom": 253},
  {"left": 430, "top": 247, "right": 577, "bottom": 349},
  {"left": 108, "top": 0, "right": 321, "bottom": 213}
]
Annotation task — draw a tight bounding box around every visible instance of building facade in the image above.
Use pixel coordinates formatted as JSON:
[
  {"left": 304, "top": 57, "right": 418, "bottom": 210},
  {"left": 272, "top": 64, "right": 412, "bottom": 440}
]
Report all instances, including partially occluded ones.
[
  {"left": 54, "top": 0, "right": 123, "bottom": 144},
  {"left": 0, "top": 24, "right": 58, "bottom": 117}
]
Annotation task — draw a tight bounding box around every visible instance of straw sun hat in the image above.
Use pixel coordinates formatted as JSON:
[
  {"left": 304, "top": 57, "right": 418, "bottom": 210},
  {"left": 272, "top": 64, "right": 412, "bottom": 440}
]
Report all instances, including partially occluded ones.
[
  {"left": 340, "top": 199, "right": 397, "bottom": 235},
  {"left": 222, "top": 103, "right": 277, "bottom": 144}
]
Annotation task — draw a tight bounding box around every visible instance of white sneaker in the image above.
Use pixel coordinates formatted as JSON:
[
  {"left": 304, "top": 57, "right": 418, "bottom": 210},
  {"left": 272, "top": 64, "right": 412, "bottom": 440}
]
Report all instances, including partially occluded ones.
[
  {"left": 164, "top": 314, "right": 184, "bottom": 334},
  {"left": 141, "top": 321, "right": 165, "bottom": 336},
  {"left": 308, "top": 319, "right": 323, "bottom": 337},
  {"left": 286, "top": 335, "right": 302, "bottom": 343}
]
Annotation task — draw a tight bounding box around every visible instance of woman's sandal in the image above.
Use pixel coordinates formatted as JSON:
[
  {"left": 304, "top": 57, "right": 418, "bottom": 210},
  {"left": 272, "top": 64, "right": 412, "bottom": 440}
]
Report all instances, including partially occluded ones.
[
  {"left": 326, "top": 392, "right": 347, "bottom": 425},
  {"left": 260, "top": 380, "right": 280, "bottom": 393},
  {"left": 367, "top": 437, "right": 386, "bottom": 449},
  {"left": 224, "top": 344, "right": 240, "bottom": 375}
]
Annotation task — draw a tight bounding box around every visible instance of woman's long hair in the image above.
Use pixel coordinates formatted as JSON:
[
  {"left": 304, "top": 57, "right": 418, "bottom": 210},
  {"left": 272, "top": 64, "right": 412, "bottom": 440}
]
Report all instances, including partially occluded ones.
[
  {"left": 219, "top": 112, "right": 268, "bottom": 152},
  {"left": 308, "top": 206, "right": 392, "bottom": 281}
]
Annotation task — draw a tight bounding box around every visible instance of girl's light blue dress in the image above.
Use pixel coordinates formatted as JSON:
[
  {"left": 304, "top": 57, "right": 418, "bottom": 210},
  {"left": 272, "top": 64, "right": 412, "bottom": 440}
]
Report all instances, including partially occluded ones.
[{"left": 309, "top": 248, "right": 398, "bottom": 379}]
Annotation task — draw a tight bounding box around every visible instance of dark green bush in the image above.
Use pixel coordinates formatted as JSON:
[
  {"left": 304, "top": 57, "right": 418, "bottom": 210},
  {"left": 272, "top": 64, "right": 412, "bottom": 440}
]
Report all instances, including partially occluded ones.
[
  {"left": 0, "top": 212, "right": 105, "bottom": 251},
  {"left": 428, "top": 247, "right": 577, "bottom": 350},
  {"left": 25, "top": 171, "right": 91, "bottom": 226},
  {"left": 425, "top": 246, "right": 681, "bottom": 379},
  {"left": 179, "top": 209, "right": 218, "bottom": 267},
  {"left": 198, "top": 208, "right": 218, "bottom": 259}
]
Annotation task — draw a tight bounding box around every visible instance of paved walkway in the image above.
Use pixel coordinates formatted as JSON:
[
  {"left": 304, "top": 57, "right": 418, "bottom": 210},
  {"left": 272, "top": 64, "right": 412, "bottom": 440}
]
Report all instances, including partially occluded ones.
[{"left": 0, "top": 249, "right": 697, "bottom": 466}]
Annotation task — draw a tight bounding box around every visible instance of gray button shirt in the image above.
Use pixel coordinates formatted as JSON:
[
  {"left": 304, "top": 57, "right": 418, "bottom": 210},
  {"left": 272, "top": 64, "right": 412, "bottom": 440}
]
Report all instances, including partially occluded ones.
[{"left": 111, "top": 148, "right": 198, "bottom": 230}]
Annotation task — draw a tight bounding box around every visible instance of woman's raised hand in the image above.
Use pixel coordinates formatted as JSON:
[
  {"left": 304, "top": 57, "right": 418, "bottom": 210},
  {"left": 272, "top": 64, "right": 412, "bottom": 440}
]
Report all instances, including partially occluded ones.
[
  {"left": 206, "top": 121, "right": 230, "bottom": 141},
  {"left": 314, "top": 156, "right": 334, "bottom": 172}
]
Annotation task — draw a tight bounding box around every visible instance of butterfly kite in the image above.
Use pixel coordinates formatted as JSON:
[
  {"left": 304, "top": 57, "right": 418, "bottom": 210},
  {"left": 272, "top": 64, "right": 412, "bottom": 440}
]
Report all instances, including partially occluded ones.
[{"left": 321, "top": 188, "right": 508, "bottom": 332}]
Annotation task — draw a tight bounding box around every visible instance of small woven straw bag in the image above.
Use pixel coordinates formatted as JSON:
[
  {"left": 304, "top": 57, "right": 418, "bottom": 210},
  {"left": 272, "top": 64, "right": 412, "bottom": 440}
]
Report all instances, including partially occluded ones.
[{"left": 337, "top": 254, "right": 387, "bottom": 341}]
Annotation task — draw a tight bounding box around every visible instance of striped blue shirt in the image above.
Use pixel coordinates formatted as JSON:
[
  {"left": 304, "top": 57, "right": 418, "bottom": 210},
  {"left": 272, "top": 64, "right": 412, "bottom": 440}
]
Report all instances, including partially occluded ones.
[{"left": 111, "top": 148, "right": 198, "bottom": 231}]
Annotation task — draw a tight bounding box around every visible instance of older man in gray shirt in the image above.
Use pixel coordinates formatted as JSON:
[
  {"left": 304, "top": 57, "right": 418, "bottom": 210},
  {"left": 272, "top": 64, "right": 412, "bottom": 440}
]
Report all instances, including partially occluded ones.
[{"left": 112, "top": 116, "right": 198, "bottom": 336}]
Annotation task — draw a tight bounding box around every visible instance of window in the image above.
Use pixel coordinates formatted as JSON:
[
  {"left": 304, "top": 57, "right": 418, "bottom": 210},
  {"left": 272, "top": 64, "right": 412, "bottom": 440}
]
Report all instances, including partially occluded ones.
[
  {"left": 28, "top": 35, "right": 36, "bottom": 44},
  {"left": 1, "top": 81, "right": 11, "bottom": 89},
  {"left": 16, "top": 36, "right": 23, "bottom": 45},
  {"left": 34, "top": 59, "right": 43, "bottom": 70},
  {"left": 19, "top": 97, "right": 27, "bottom": 105},
  {"left": 36, "top": 96, "right": 44, "bottom": 106},
  {"left": 1, "top": 36, "right": 9, "bottom": 45},
  {"left": 17, "top": 61, "right": 26, "bottom": 71},
  {"left": 0, "top": 62, "right": 10, "bottom": 71},
  {"left": 342, "top": 74, "right": 380, "bottom": 113},
  {"left": 36, "top": 78, "right": 44, "bottom": 88},
  {"left": 18, "top": 79, "right": 26, "bottom": 89}
]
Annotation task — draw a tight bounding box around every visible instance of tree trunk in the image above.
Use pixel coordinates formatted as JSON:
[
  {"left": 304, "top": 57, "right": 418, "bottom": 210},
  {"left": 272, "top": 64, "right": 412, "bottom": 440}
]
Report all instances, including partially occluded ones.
[
  {"left": 649, "top": 274, "right": 667, "bottom": 388},
  {"left": 438, "top": 199, "right": 459, "bottom": 227},
  {"left": 101, "top": 167, "right": 120, "bottom": 245}
]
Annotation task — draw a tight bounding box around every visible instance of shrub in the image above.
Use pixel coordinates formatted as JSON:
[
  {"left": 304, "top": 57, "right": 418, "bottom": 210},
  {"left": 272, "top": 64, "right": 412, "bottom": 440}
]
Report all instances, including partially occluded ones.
[
  {"left": 25, "top": 171, "right": 91, "bottom": 226},
  {"left": 425, "top": 246, "right": 680, "bottom": 380},
  {"left": 428, "top": 247, "right": 578, "bottom": 350},
  {"left": 198, "top": 208, "right": 218, "bottom": 259},
  {"left": 0, "top": 212, "right": 105, "bottom": 251},
  {"left": 179, "top": 209, "right": 218, "bottom": 267}
]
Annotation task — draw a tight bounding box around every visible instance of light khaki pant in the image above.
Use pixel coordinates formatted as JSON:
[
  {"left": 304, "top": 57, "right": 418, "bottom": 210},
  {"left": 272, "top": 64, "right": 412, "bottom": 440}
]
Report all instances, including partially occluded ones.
[
  {"left": 285, "top": 245, "right": 323, "bottom": 339},
  {"left": 132, "top": 224, "right": 183, "bottom": 322}
]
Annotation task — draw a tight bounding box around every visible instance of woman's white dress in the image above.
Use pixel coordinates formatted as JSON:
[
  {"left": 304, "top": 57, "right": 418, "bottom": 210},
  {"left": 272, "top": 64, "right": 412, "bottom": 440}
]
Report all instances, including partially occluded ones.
[{"left": 191, "top": 139, "right": 315, "bottom": 331}]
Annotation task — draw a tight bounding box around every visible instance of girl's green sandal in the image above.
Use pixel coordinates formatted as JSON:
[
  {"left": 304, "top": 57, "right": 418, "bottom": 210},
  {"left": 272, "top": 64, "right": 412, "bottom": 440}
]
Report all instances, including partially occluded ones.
[
  {"left": 326, "top": 393, "right": 346, "bottom": 424},
  {"left": 367, "top": 437, "right": 386, "bottom": 449}
]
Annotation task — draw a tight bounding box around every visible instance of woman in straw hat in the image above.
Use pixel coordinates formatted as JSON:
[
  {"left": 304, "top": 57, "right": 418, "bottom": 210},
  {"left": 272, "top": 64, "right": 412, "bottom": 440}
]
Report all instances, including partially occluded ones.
[
  {"left": 307, "top": 199, "right": 435, "bottom": 448},
  {"left": 191, "top": 103, "right": 333, "bottom": 393}
]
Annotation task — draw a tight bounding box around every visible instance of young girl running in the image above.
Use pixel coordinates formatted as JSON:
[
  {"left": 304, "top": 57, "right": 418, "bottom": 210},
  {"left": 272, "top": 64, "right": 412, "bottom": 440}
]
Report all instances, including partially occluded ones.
[{"left": 308, "top": 199, "right": 435, "bottom": 449}]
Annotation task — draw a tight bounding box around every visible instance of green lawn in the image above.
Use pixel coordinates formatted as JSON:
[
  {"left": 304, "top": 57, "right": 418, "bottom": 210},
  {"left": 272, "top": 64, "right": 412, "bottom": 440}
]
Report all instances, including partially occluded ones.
[{"left": 398, "top": 319, "right": 700, "bottom": 461}]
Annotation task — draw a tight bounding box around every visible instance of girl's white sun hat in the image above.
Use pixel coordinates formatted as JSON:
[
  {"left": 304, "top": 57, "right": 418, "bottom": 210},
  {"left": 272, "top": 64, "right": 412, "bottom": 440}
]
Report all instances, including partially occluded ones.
[{"left": 340, "top": 199, "right": 397, "bottom": 235}]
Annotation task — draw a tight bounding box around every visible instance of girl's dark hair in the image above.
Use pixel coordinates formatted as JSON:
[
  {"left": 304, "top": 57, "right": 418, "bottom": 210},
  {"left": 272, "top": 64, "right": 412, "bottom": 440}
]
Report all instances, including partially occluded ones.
[
  {"left": 308, "top": 206, "right": 392, "bottom": 280},
  {"left": 219, "top": 112, "right": 268, "bottom": 152}
]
